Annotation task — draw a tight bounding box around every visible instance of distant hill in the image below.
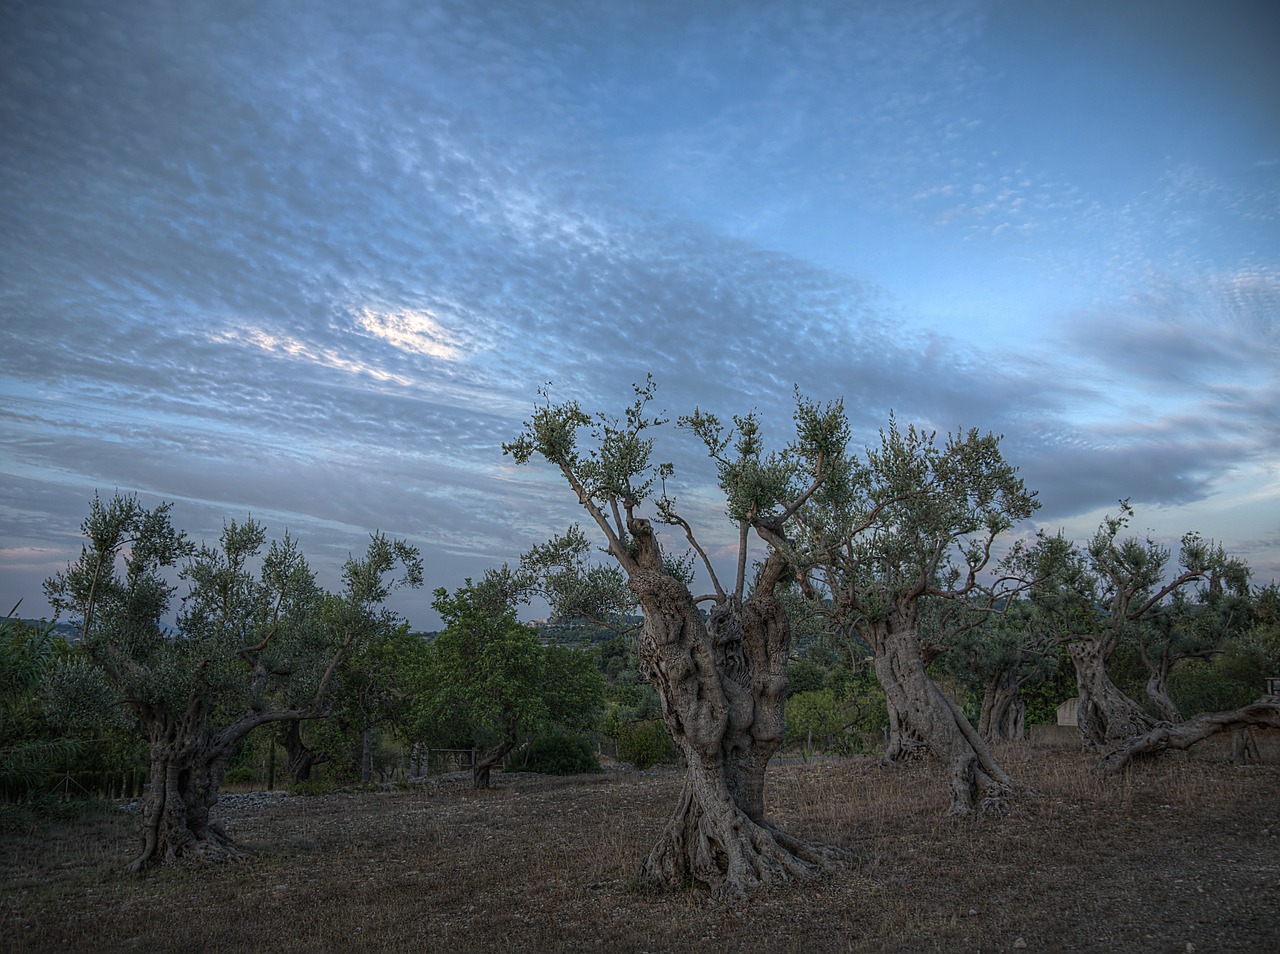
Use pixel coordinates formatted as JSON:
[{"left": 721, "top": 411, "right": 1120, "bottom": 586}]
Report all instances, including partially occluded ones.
[
  {"left": 16, "top": 618, "right": 82, "bottom": 641},
  {"left": 531, "top": 616, "right": 639, "bottom": 646}
]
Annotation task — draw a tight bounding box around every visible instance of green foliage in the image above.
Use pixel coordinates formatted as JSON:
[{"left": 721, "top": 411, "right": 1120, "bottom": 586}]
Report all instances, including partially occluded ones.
[
  {"left": 615, "top": 719, "right": 678, "bottom": 769},
  {"left": 288, "top": 778, "right": 338, "bottom": 797},
  {"left": 518, "top": 526, "right": 642, "bottom": 637},
  {"left": 412, "top": 574, "right": 606, "bottom": 757},
  {"left": 936, "top": 604, "right": 1061, "bottom": 724},
  {"left": 786, "top": 656, "right": 826, "bottom": 697},
  {"left": 42, "top": 492, "right": 422, "bottom": 814},
  {"left": 327, "top": 621, "right": 431, "bottom": 779},
  {"left": 1, "top": 617, "right": 84, "bottom": 802},
  {"left": 787, "top": 663, "right": 889, "bottom": 756},
  {"left": 796, "top": 414, "right": 1040, "bottom": 677},
  {"left": 541, "top": 644, "right": 608, "bottom": 733},
  {"left": 223, "top": 765, "right": 257, "bottom": 785},
  {"left": 508, "top": 730, "right": 601, "bottom": 775},
  {"left": 1170, "top": 623, "right": 1280, "bottom": 716},
  {"left": 786, "top": 689, "right": 852, "bottom": 754},
  {"left": 1019, "top": 645, "right": 1076, "bottom": 724}
]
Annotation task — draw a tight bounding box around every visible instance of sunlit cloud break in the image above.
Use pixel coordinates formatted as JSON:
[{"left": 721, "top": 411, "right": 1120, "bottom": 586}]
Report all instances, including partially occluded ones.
[
  {"left": 212, "top": 326, "right": 416, "bottom": 387},
  {"left": 354, "top": 307, "right": 465, "bottom": 362}
]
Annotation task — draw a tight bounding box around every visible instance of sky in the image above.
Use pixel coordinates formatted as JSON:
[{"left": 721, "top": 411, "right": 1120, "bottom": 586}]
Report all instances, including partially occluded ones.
[{"left": 2, "top": 0, "right": 1278, "bottom": 630}]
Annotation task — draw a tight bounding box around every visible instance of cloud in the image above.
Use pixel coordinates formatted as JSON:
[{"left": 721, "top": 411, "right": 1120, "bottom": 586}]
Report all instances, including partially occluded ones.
[{"left": 2, "top": 0, "right": 1277, "bottom": 622}]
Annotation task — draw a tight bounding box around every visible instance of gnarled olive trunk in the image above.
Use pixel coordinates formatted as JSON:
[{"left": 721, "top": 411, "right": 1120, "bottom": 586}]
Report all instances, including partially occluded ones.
[
  {"left": 628, "top": 524, "right": 837, "bottom": 899},
  {"left": 1145, "top": 670, "right": 1183, "bottom": 724},
  {"left": 1067, "top": 639, "right": 1157, "bottom": 751},
  {"left": 130, "top": 706, "right": 309, "bottom": 871},
  {"left": 281, "top": 720, "right": 330, "bottom": 784},
  {"left": 978, "top": 670, "right": 1026, "bottom": 743},
  {"left": 131, "top": 716, "right": 241, "bottom": 872},
  {"left": 872, "top": 618, "right": 1015, "bottom": 816}
]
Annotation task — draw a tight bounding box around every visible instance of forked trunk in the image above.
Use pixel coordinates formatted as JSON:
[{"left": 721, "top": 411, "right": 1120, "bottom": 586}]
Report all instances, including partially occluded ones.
[
  {"left": 1067, "top": 639, "right": 1157, "bottom": 751},
  {"left": 872, "top": 621, "right": 1015, "bottom": 816},
  {"left": 628, "top": 524, "right": 838, "bottom": 898},
  {"left": 131, "top": 719, "right": 241, "bottom": 872}
]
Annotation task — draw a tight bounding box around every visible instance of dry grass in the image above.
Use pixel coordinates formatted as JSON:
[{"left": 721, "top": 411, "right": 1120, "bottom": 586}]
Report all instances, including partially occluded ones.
[{"left": 3, "top": 743, "right": 1279, "bottom": 953}]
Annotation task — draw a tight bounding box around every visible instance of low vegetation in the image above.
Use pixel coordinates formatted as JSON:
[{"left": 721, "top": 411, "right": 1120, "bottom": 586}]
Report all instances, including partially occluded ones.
[{"left": 3, "top": 743, "right": 1278, "bottom": 953}]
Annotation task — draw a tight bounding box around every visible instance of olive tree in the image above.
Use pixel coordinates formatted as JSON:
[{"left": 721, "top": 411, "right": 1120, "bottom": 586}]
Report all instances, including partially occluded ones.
[
  {"left": 938, "top": 603, "right": 1060, "bottom": 744},
  {"left": 414, "top": 569, "right": 606, "bottom": 788},
  {"left": 1026, "top": 504, "right": 1279, "bottom": 772},
  {"left": 44, "top": 493, "right": 421, "bottom": 869},
  {"left": 1032, "top": 504, "right": 1251, "bottom": 750},
  {"left": 504, "top": 379, "right": 846, "bottom": 898},
  {"left": 794, "top": 416, "right": 1040, "bottom": 815}
]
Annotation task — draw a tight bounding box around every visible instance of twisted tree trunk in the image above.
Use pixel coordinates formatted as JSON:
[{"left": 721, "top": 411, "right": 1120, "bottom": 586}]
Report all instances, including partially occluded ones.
[
  {"left": 628, "top": 523, "right": 837, "bottom": 899},
  {"left": 130, "top": 706, "right": 311, "bottom": 871},
  {"left": 1144, "top": 669, "right": 1183, "bottom": 724},
  {"left": 1067, "top": 639, "right": 1157, "bottom": 751},
  {"left": 131, "top": 714, "right": 241, "bottom": 872},
  {"left": 871, "top": 617, "right": 1016, "bottom": 816}
]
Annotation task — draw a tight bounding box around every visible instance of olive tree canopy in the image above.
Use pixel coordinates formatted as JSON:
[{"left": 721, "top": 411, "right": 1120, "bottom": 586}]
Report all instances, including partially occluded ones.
[{"left": 504, "top": 379, "right": 847, "bottom": 898}]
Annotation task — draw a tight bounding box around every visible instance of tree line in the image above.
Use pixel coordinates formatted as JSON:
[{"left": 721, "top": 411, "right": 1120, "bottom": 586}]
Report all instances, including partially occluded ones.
[{"left": 4, "top": 379, "right": 1279, "bottom": 899}]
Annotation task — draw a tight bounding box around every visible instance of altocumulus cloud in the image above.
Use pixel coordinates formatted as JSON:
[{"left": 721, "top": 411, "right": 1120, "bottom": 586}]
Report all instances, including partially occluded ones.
[{"left": 2, "top": 0, "right": 1277, "bottom": 623}]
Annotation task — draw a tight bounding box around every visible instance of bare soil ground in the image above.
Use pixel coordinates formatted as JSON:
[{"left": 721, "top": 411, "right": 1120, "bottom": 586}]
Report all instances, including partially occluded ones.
[{"left": 3, "top": 742, "right": 1278, "bottom": 953}]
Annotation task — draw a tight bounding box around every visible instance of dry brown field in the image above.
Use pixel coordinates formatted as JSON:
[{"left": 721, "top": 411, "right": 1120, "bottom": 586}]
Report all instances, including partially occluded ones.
[{"left": 3, "top": 742, "right": 1278, "bottom": 953}]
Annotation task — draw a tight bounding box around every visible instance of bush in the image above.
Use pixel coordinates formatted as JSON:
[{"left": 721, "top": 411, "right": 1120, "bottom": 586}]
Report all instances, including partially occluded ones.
[
  {"left": 507, "top": 730, "right": 600, "bottom": 775},
  {"left": 223, "top": 766, "right": 257, "bottom": 785},
  {"left": 616, "top": 719, "right": 677, "bottom": 769}
]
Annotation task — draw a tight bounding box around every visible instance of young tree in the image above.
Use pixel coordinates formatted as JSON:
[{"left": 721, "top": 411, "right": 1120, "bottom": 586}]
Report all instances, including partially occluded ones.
[
  {"left": 44, "top": 493, "right": 421, "bottom": 869},
  {"left": 417, "top": 573, "right": 549, "bottom": 788},
  {"left": 504, "top": 380, "right": 846, "bottom": 898},
  {"left": 795, "top": 416, "right": 1040, "bottom": 815},
  {"left": 415, "top": 571, "right": 605, "bottom": 788}
]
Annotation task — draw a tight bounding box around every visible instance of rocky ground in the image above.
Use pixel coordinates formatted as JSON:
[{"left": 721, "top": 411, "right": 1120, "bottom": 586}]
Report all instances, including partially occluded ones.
[{"left": 3, "top": 743, "right": 1278, "bottom": 952}]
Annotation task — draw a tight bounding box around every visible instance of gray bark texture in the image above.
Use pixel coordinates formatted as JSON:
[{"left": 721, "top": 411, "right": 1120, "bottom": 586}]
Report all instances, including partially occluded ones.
[
  {"left": 978, "top": 671, "right": 1026, "bottom": 743},
  {"left": 628, "top": 521, "right": 839, "bottom": 899},
  {"left": 1067, "top": 639, "right": 1158, "bottom": 751},
  {"left": 872, "top": 620, "right": 1016, "bottom": 816},
  {"left": 130, "top": 705, "right": 312, "bottom": 871},
  {"left": 131, "top": 715, "right": 241, "bottom": 872}
]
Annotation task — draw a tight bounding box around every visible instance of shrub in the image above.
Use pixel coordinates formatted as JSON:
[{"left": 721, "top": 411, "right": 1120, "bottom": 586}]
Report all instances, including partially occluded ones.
[
  {"left": 223, "top": 766, "right": 257, "bottom": 786},
  {"left": 507, "top": 730, "right": 600, "bottom": 775},
  {"left": 616, "top": 719, "right": 677, "bottom": 769}
]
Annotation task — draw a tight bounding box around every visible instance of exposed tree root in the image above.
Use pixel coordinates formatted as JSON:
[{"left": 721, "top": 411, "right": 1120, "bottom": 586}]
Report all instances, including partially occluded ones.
[
  {"left": 129, "top": 821, "right": 247, "bottom": 872},
  {"left": 638, "top": 775, "right": 844, "bottom": 900}
]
